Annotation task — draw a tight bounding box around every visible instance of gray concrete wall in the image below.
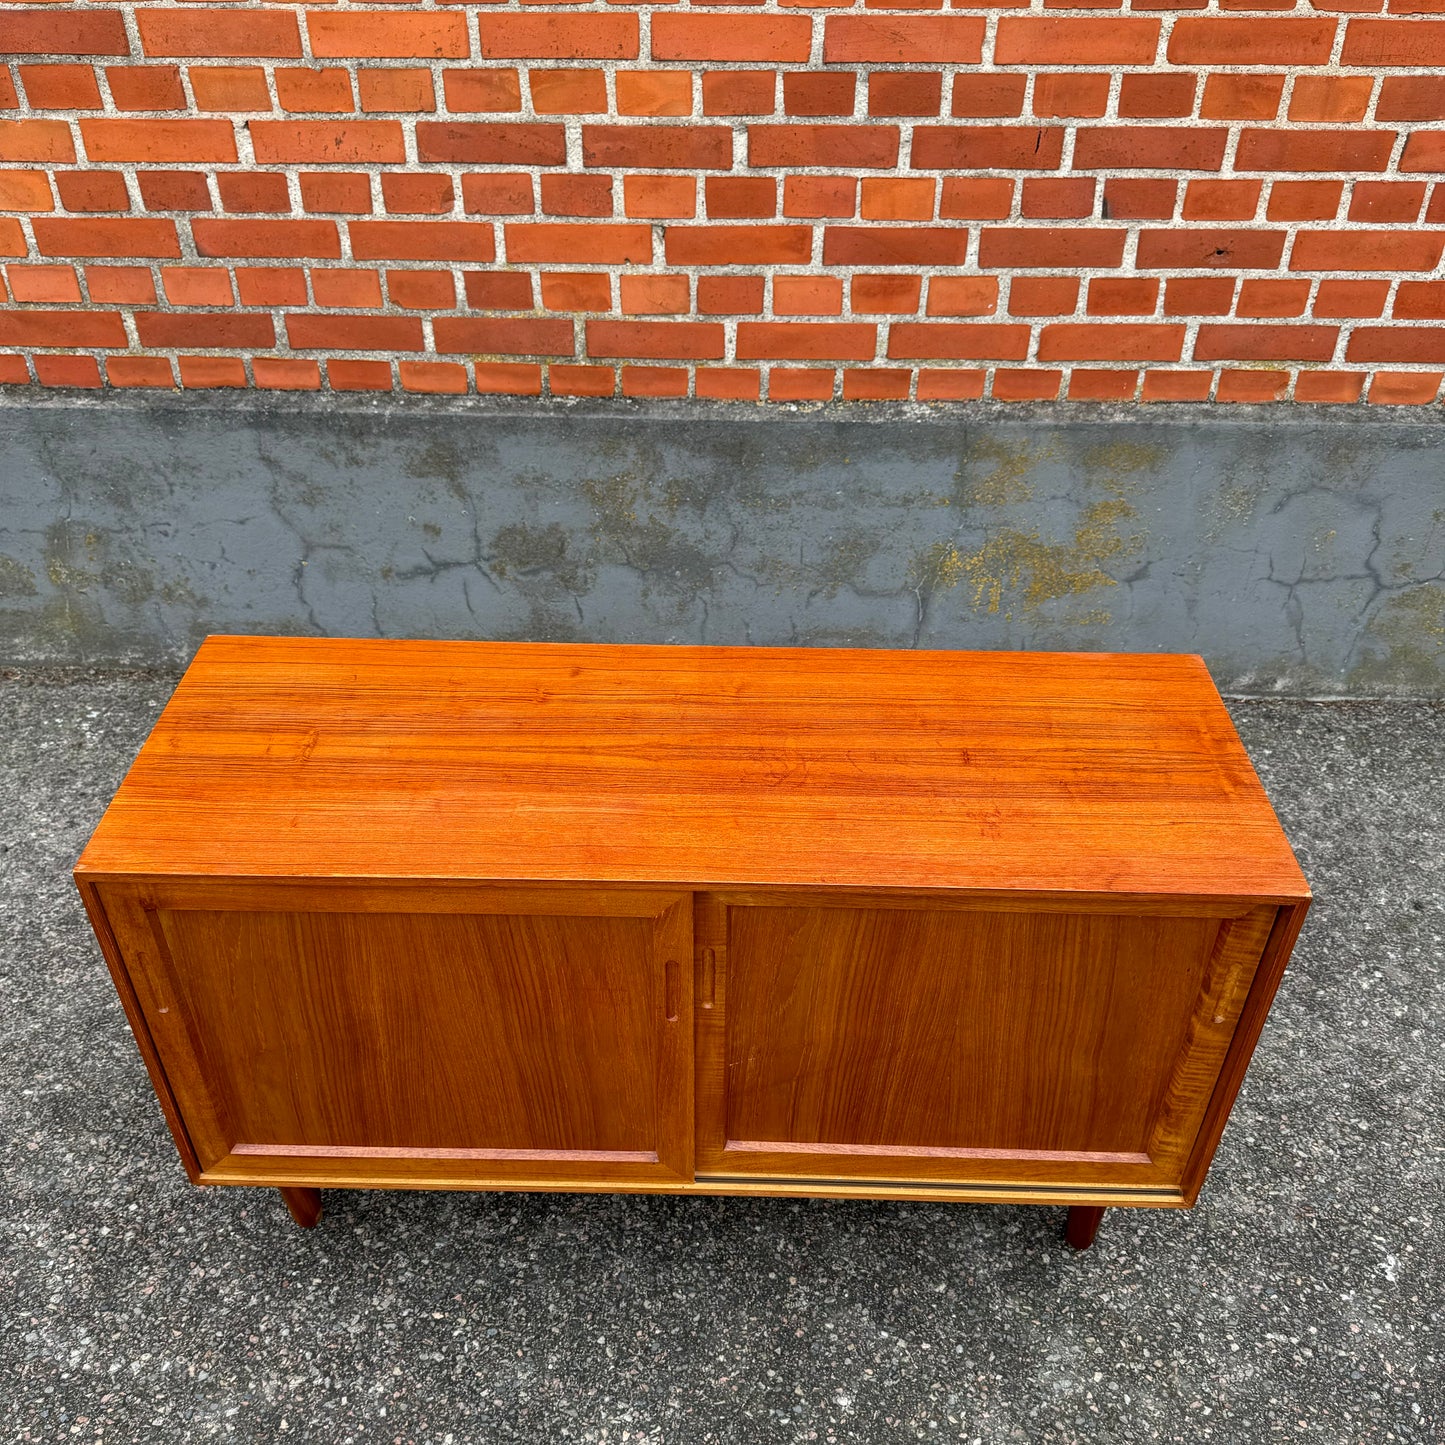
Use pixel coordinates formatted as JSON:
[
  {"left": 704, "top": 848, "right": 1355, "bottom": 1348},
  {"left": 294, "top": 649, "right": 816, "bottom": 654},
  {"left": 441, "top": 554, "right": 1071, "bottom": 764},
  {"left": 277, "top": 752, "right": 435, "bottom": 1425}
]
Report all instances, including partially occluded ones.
[{"left": 1, "top": 393, "right": 1442, "bottom": 695}]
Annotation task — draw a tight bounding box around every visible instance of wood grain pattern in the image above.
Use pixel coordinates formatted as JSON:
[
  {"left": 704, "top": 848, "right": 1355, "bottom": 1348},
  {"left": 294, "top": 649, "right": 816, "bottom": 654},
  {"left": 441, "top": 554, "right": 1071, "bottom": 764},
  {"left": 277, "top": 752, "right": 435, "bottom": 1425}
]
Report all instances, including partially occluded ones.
[{"left": 75, "top": 637, "right": 1309, "bottom": 901}]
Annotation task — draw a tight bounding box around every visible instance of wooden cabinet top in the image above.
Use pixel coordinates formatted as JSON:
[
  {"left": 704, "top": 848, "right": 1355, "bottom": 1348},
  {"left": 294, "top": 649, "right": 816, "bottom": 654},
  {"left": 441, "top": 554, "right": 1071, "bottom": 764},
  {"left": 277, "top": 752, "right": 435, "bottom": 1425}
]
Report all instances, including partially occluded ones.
[{"left": 76, "top": 636, "right": 1308, "bottom": 902}]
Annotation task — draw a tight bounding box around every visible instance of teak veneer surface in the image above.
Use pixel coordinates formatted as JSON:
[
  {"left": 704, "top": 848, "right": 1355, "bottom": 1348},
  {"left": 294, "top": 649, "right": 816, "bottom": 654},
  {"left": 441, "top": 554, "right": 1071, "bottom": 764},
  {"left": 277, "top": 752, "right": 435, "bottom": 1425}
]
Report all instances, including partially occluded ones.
[{"left": 76, "top": 636, "right": 1307, "bottom": 901}]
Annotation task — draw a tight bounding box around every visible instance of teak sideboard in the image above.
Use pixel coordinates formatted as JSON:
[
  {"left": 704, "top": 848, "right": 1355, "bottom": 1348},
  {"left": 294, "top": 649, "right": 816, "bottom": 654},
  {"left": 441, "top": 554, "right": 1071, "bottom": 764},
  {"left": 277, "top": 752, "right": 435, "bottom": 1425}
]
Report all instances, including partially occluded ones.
[{"left": 75, "top": 637, "right": 1310, "bottom": 1249}]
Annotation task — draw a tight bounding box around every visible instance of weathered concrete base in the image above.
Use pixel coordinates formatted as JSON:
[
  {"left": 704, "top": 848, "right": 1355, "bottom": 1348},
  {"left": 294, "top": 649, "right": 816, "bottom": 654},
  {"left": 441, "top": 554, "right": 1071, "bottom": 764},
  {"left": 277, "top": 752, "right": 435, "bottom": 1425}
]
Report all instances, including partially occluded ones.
[{"left": 2, "top": 394, "right": 1442, "bottom": 693}]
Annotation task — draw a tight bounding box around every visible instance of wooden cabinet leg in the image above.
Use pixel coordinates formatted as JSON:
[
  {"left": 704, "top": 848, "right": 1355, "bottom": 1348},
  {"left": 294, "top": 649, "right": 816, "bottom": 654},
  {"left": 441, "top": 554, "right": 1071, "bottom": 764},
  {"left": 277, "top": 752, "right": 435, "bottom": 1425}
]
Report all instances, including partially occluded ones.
[
  {"left": 280, "top": 1186, "right": 322, "bottom": 1229},
  {"left": 1065, "top": 1205, "right": 1105, "bottom": 1250}
]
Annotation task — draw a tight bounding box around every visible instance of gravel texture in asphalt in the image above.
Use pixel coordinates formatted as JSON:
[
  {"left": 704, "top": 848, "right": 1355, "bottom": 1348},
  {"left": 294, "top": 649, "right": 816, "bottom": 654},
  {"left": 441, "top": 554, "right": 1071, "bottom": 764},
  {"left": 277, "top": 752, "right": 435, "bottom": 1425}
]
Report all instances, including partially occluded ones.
[{"left": 1, "top": 667, "right": 1440, "bottom": 1444}]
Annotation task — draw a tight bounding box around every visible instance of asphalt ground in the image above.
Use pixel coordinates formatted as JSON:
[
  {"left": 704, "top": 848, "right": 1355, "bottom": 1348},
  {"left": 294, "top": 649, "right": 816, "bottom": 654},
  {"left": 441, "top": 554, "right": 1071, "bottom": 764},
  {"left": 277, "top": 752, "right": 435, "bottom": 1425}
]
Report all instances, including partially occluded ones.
[{"left": 1, "top": 667, "right": 1440, "bottom": 1444}]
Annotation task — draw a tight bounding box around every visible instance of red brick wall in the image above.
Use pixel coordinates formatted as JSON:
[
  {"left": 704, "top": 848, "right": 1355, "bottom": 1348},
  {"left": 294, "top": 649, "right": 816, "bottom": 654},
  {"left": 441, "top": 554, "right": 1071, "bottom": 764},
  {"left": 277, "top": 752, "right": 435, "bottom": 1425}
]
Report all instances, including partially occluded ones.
[{"left": 2, "top": 2, "right": 1443, "bottom": 403}]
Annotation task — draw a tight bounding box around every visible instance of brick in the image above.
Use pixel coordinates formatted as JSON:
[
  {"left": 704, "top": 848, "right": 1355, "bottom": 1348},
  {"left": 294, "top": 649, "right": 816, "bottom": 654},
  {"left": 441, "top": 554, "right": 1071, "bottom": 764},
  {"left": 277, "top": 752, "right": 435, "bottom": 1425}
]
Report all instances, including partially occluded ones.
[
  {"left": 852, "top": 275, "right": 922, "bottom": 314},
  {"left": 992, "top": 370, "right": 1062, "bottom": 402},
  {"left": 617, "top": 71, "right": 692, "bottom": 117},
  {"left": 888, "top": 323, "right": 1029, "bottom": 359},
  {"left": 1073, "top": 127, "right": 1227, "bottom": 171},
  {"left": 530, "top": 69, "right": 607, "bottom": 115},
  {"left": 1236, "top": 279, "right": 1311, "bottom": 317},
  {"left": 623, "top": 175, "right": 696, "bottom": 219},
  {"left": 1315, "top": 280, "right": 1390, "bottom": 318},
  {"left": 541, "top": 273, "right": 610, "bottom": 311},
  {"left": 1341, "top": 18, "right": 1445, "bottom": 63},
  {"left": 435, "top": 317, "right": 575, "bottom": 355},
  {"left": 194, "top": 218, "right": 341, "bottom": 258},
  {"left": 913, "top": 126, "right": 1064, "bottom": 170},
  {"left": 20, "top": 64, "right": 103, "bottom": 110},
  {"left": 622, "top": 367, "right": 687, "bottom": 399},
  {"left": 737, "top": 322, "right": 877, "bottom": 361},
  {"left": 33, "top": 217, "right": 180, "bottom": 258},
  {"left": 402, "top": 361, "right": 472, "bottom": 394},
  {"left": 702, "top": 71, "right": 775, "bottom": 116},
  {"left": 1200, "top": 75, "right": 1285, "bottom": 121},
  {"left": 217, "top": 173, "right": 291, "bottom": 214},
  {"left": 359, "top": 70, "right": 435, "bottom": 114},
  {"left": 1289, "top": 76, "right": 1374, "bottom": 122},
  {"left": 654, "top": 15, "right": 813, "bottom": 61},
  {"left": 941, "top": 178, "right": 1014, "bottom": 219},
  {"left": 1103, "top": 179, "right": 1177, "bottom": 220},
  {"left": 384, "top": 174, "right": 456, "bottom": 216},
  {"left": 870, "top": 72, "right": 942, "bottom": 118},
  {"left": 480, "top": 15, "right": 639, "bottom": 60},
  {"left": 106, "top": 66, "right": 186, "bottom": 112},
  {"left": 784, "top": 73, "right": 856, "bottom": 117},
  {"left": 1068, "top": 371, "right": 1139, "bottom": 402},
  {"left": 668, "top": 226, "right": 811, "bottom": 265},
  {"left": 250, "top": 121, "right": 406, "bottom": 165},
  {"left": 1267, "top": 181, "right": 1342, "bottom": 221},
  {"left": 768, "top": 369, "right": 835, "bottom": 402},
  {"left": 1376, "top": 76, "right": 1445, "bottom": 120},
  {"left": 995, "top": 17, "right": 1160, "bottom": 63},
  {"left": 307, "top": 13, "right": 469, "bottom": 59},
  {"left": 58, "top": 171, "right": 131, "bottom": 213},
  {"left": 1135, "top": 229, "right": 1286, "bottom": 269},
  {"left": 35, "top": 355, "right": 103, "bottom": 389},
  {"left": 844, "top": 370, "right": 911, "bottom": 402},
  {"left": 1118, "top": 73, "right": 1197, "bottom": 118},
  {"left": 620, "top": 275, "right": 691, "bottom": 315},
  {"left": 585, "top": 125, "right": 732, "bottom": 170},
  {"left": 1294, "top": 372, "right": 1364, "bottom": 404},
  {"left": 107, "top": 357, "right": 175, "bottom": 389},
  {"left": 1031, "top": 74, "right": 1111, "bottom": 119},
  {"left": 1168, "top": 18, "right": 1337, "bottom": 63},
  {"left": 0, "top": 120, "right": 75, "bottom": 163},
  {"left": 0, "top": 172, "right": 54, "bottom": 212},
  {"left": 706, "top": 177, "right": 777, "bottom": 219},
  {"left": 85, "top": 266, "right": 156, "bottom": 304},
  {"left": 1008, "top": 277, "right": 1080, "bottom": 315},
  {"left": 425, "top": 120, "right": 570, "bottom": 171},
  {"left": 276, "top": 68, "right": 353, "bottom": 114},
  {"left": 1400, "top": 133, "right": 1445, "bottom": 172},
  {"left": 300, "top": 172, "right": 372, "bottom": 214},
  {"left": 824, "top": 17, "right": 985, "bottom": 62},
  {"left": 588, "top": 320, "right": 727, "bottom": 359},
  {"left": 979, "top": 228, "right": 1125, "bottom": 269},
  {"left": 540, "top": 173, "right": 612, "bottom": 217},
  {"left": 387, "top": 270, "right": 456, "bottom": 311},
  {"left": 349, "top": 221, "right": 497, "bottom": 262},
  {"left": 824, "top": 226, "right": 969, "bottom": 266},
  {"left": 1142, "top": 370, "right": 1213, "bottom": 403},
  {"left": 1292, "top": 230, "right": 1442, "bottom": 270},
  {"left": 1087, "top": 278, "right": 1160, "bottom": 316},
  {"left": 2, "top": 10, "right": 129, "bottom": 57},
  {"left": 328, "top": 360, "right": 393, "bottom": 392},
  {"left": 696, "top": 368, "right": 760, "bottom": 402},
  {"left": 1237, "top": 129, "right": 1394, "bottom": 172},
  {"left": 927, "top": 277, "right": 999, "bottom": 316},
  {"left": 253, "top": 359, "right": 321, "bottom": 392},
  {"left": 187, "top": 67, "right": 270, "bottom": 112},
  {"left": 138, "top": 11, "right": 302, "bottom": 59},
  {"left": 236, "top": 267, "right": 307, "bottom": 306},
  {"left": 1182, "top": 179, "right": 1262, "bottom": 222},
  {"left": 751, "top": 125, "right": 899, "bottom": 169},
  {"left": 139, "top": 311, "right": 276, "bottom": 349},
  {"left": 465, "top": 271, "right": 534, "bottom": 310},
  {"left": 7, "top": 265, "right": 81, "bottom": 304},
  {"left": 86, "top": 119, "right": 237, "bottom": 166},
  {"left": 784, "top": 176, "right": 856, "bottom": 218},
  {"left": 0, "top": 309, "right": 125, "bottom": 349},
  {"left": 1368, "top": 371, "right": 1443, "bottom": 404},
  {"left": 1349, "top": 181, "right": 1426, "bottom": 222},
  {"left": 509, "top": 223, "right": 651, "bottom": 264},
  {"left": 471, "top": 360, "right": 536, "bottom": 397},
  {"left": 950, "top": 76, "right": 1027, "bottom": 118},
  {"left": 443, "top": 70, "right": 523, "bottom": 114},
  {"left": 551, "top": 365, "right": 616, "bottom": 398},
  {"left": 1021, "top": 178, "right": 1095, "bottom": 219},
  {"left": 1194, "top": 325, "right": 1338, "bottom": 361},
  {"left": 1216, "top": 371, "right": 1289, "bottom": 403},
  {"left": 1164, "top": 277, "right": 1235, "bottom": 316},
  {"left": 287, "top": 314, "right": 427, "bottom": 352},
  {"left": 162, "top": 266, "right": 233, "bottom": 307},
  {"left": 775, "top": 276, "right": 844, "bottom": 315},
  {"left": 917, "top": 370, "right": 986, "bottom": 402},
  {"left": 138, "top": 171, "right": 210, "bottom": 214},
  {"left": 311, "top": 269, "right": 383, "bottom": 308},
  {"left": 698, "top": 276, "right": 765, "bottom": 314},
  {"left": 1393, "top": 281, "right": 1445, "bottom": 319},
  {"left": 861, "top": 178, "right": 935, "bottom": 220}
]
